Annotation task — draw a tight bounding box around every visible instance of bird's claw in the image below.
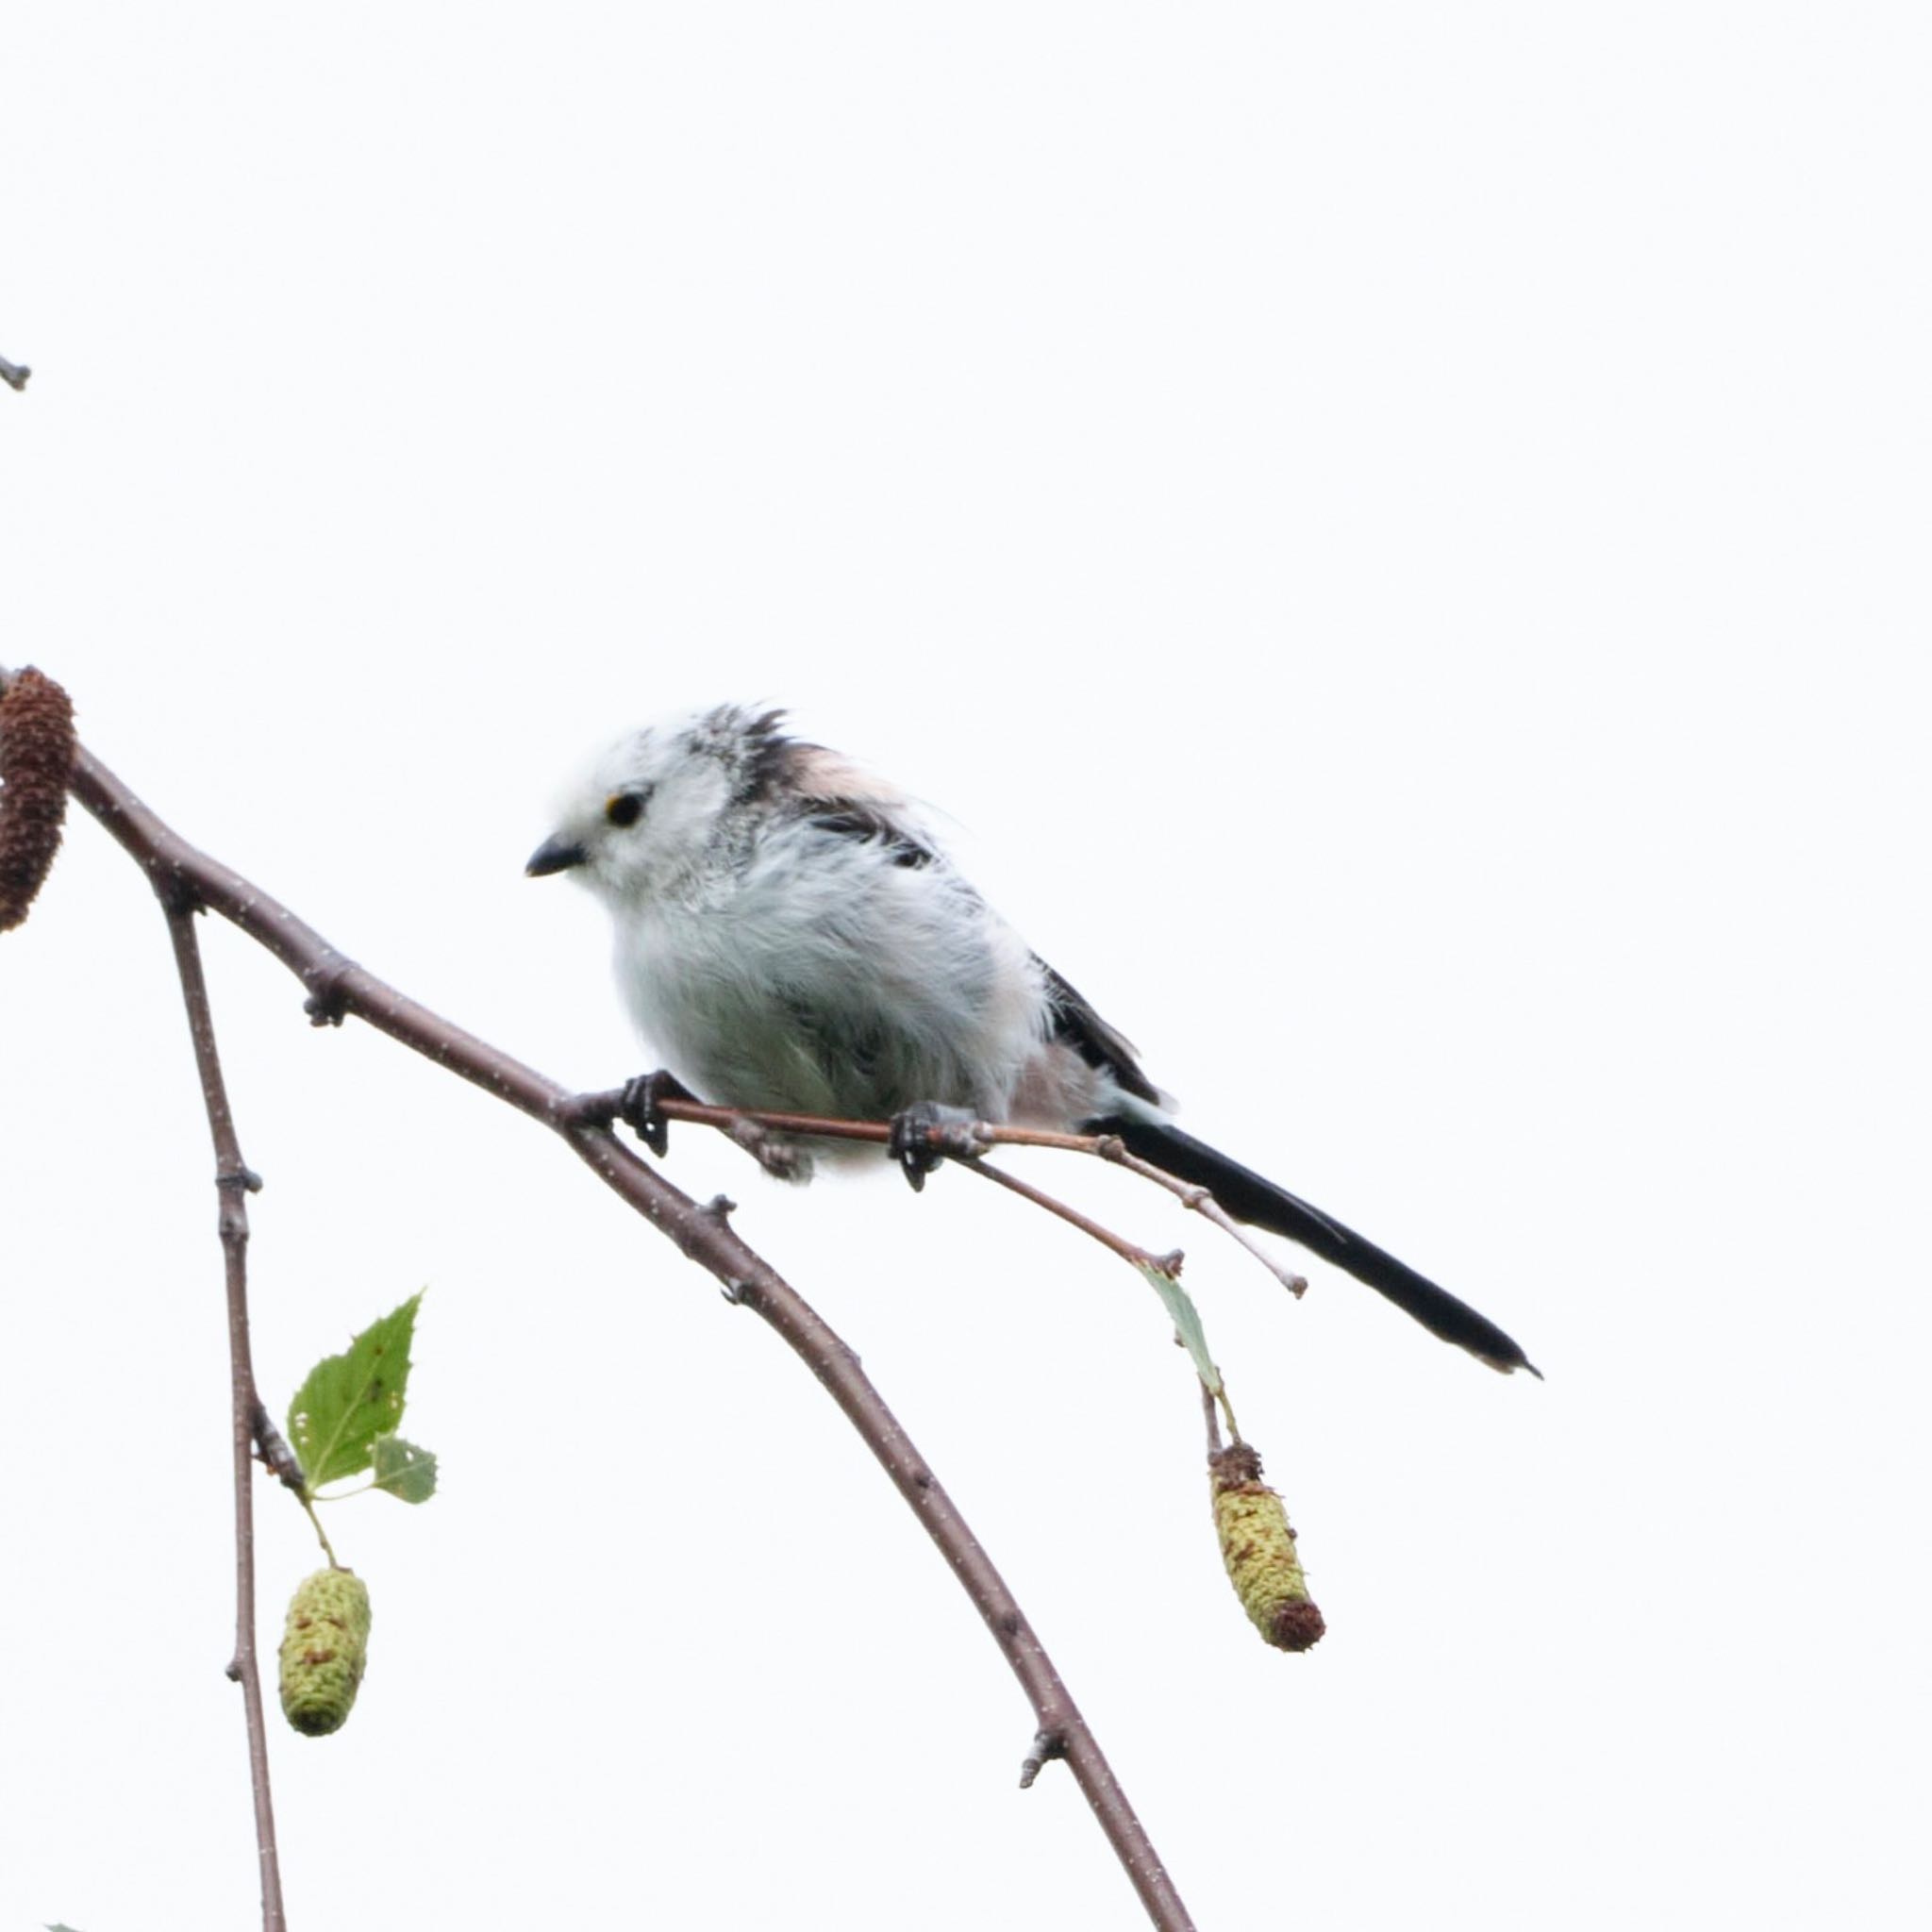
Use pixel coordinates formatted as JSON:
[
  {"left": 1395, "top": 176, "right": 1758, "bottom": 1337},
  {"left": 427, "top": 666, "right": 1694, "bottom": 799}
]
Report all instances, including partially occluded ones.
[
  {"left": 888, "top": 1102, "right": 988, "bottom": 1192},
  {"left": 619, "top": 1069, "right": 692, "bottom": 1157}
]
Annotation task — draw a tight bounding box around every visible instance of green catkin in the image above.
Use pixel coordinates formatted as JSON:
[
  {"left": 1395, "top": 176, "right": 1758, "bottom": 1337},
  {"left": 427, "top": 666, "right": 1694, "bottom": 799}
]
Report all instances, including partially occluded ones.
[
  {"left": 1209, "top": 1443, "right": 1325, "bottom": 1653},
  {"left": 279, "top": 1567, "right": 373, "bottom": 1735}
]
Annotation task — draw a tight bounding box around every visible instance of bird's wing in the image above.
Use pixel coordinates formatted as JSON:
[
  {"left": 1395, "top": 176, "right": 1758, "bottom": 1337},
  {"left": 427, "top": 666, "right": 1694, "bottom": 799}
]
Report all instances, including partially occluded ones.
[{"left": 1038, "top": 962, "right": 1162, "bottom": 1106}]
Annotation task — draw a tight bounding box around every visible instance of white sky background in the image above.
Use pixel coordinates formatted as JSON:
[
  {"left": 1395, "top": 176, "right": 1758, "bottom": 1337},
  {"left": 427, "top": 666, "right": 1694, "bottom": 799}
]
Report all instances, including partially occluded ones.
[{"left": 2, "top": 6, "right": 1927, "bottom": 1928}]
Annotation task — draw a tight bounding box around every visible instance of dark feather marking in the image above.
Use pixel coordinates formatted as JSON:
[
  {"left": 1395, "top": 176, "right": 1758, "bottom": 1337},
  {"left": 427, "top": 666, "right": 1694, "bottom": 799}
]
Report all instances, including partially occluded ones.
[
  {"left": 807, "top": 808, "right": 935, "bottom": 868},
  {"left": 1041, "top": 963, "right": 1161, "bottom": 1106},
  {"left": 731, "top": 724, "right": 933, "bottom": 865},
  {"left": 732, "top": 708, "right": 797, "bottom": 805}
]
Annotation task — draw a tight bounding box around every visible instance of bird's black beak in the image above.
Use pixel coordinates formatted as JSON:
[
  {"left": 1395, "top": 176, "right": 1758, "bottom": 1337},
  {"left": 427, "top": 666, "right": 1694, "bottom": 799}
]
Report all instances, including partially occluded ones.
[{"left": 525, "top": 833, "right": 589, "bottom": 877}]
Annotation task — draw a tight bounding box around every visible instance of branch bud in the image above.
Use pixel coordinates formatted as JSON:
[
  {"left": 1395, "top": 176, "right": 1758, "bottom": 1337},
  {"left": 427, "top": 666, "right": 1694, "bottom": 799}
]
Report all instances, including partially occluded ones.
[
  {"left": 278, "top": 1566, "right": 373, "bottom": 1735},
  {"left": 1209, "top": 1441, "right": 1324, "bottom": 1652}
]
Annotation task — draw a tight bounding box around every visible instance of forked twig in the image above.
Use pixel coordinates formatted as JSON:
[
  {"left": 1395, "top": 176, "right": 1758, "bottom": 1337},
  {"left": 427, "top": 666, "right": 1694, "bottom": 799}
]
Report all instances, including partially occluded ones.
[
  {"left": 958, "top": 1155, "right": 1244, "bottom": 1442},
  {"left": 592, "top": 1090, "right": 1309, "bottom": 1300},
  {"left": 1093, "top": 1138, "right": 1308, "bottom": 1298},
  {"left": 953, "top": 1152, "right": 1184, "bottom": 1278}
]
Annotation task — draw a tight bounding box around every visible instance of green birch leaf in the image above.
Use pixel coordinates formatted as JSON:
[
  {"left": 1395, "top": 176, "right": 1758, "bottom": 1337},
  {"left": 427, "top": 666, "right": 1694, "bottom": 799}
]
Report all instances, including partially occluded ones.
[
  {"left": 371, "top": 1432, "right": 438, "bottom": 1504},
  {"left": 287, "top": 1293, "right": 423, "bottom": 1491},
  {"left": 1137, "top": 1263, "right": 1223, "bottom": 1396}
]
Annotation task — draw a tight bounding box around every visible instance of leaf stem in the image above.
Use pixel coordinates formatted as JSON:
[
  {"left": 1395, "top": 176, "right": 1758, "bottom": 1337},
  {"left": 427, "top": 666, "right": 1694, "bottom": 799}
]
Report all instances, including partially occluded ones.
[{"left": 300, "top": 1495, "right": 341, "bottom": 1567}]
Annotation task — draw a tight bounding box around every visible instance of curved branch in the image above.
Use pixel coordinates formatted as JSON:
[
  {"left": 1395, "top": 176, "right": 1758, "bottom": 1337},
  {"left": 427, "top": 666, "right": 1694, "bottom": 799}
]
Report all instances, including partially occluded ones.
[{"left": 13, "top": 680, "right": 1195, "bottom": 1932}]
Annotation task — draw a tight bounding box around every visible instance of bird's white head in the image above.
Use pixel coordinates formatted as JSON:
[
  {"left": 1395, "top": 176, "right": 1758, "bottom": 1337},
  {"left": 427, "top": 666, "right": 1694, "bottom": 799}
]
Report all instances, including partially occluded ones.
[{"left": 525, "top": 702, "right": 791, "bottom": 902}]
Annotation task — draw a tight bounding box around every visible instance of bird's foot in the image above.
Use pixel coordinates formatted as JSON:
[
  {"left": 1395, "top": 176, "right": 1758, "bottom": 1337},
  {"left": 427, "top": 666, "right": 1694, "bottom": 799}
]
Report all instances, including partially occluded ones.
[
  {"left": 888, "top": 1101, "right": 990, "bottom": 1192},
  {"left": 618, "top": 1068, "right": 695, "bottom": 1157}
]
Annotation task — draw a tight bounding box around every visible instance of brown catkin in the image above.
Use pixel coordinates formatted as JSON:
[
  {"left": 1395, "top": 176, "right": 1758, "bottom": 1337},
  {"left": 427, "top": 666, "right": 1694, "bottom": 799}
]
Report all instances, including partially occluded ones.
[
  {"left": 1209, "top": 1441, "right": 1325, "bottom": 1653},
  {"left": 0, "top": 667, "right": 76, "bottom": 932}
]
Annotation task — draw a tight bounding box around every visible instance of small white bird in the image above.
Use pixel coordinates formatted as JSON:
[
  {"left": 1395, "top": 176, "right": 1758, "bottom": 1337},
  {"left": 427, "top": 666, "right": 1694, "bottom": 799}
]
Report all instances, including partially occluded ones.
[{"left": 528, "top": 704, "right": 1535, "bottom": 1375}]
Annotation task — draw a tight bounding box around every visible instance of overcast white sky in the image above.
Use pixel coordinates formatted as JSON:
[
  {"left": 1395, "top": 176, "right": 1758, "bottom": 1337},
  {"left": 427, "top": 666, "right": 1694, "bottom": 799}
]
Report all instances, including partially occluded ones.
[{"left": 3, "top": 6, "right": 1928, "bottom": 1929}]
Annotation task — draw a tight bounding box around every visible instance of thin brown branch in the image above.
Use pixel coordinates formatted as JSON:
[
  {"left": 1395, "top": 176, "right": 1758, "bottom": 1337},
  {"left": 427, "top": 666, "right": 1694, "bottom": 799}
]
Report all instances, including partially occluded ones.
[
  {"left": 1095, "top": 1138, "right": 1308, "bottom": 1298},
  {"left": 11, "top": 680, "right": 1195, "bottom": 1932},
  {"left": 932, "top": 1137, "right": 1250, "bottom": 1464},
  {"left": 160, "top": 895, "right": 286, "bottom": 1932},
  {"left": 576, "top": 1086, "right": 1099, "bottom": 1155},
  {"left": 588, "top": 1088, "right": 1309, "bottom": 1297},
  {"left": 953, "top": 1151, "right": 1183, "bottom": 1276}
]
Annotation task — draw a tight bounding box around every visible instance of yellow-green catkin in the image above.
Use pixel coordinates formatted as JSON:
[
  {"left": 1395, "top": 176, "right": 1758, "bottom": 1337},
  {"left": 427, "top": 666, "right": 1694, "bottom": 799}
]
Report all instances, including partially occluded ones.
[
  {"left": 1209, "top": 1443, "right": 1324, "bottom": 1652},
  {"left": 278, "top": 1567, "right": 372, "bottom": 1736}
]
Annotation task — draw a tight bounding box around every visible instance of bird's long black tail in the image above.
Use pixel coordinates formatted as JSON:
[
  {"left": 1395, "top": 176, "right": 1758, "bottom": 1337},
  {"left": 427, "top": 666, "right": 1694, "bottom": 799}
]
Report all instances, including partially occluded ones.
[{"left": 1090, "top": 1113, "right": 1538, "bottom": 1376}]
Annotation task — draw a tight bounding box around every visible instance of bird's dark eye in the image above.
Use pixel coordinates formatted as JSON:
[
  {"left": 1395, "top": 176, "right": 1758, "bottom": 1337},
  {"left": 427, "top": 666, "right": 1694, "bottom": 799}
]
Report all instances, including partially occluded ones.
[{"left": 605, "top": 791, "right": 647, "bottom": 828}]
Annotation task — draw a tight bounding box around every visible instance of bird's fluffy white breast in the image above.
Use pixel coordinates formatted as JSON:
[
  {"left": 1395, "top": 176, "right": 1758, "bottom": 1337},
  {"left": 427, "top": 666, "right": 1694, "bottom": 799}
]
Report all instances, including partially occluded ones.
[{"left": 611, "top": 814, "right": 1049, "bottom": 1123}]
